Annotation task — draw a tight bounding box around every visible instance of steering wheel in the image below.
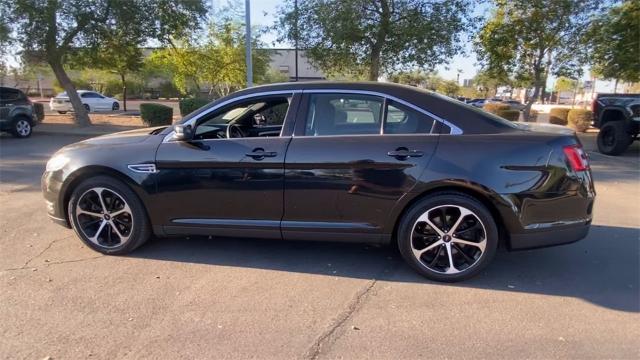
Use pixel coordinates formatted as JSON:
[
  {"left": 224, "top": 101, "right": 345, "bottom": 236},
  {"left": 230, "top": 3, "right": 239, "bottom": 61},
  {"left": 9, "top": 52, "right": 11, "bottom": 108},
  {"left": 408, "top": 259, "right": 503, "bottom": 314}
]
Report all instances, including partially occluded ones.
[{"left": 226, "top": 123, "right": 245, "bottom": 138}]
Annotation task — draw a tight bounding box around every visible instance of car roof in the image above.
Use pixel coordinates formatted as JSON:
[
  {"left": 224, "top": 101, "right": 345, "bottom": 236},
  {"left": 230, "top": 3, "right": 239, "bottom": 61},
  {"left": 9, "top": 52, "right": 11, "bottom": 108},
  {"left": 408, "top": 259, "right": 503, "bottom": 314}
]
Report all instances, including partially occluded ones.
[{"left": 189, "top": 81, "right": 518, "bottom": 134}]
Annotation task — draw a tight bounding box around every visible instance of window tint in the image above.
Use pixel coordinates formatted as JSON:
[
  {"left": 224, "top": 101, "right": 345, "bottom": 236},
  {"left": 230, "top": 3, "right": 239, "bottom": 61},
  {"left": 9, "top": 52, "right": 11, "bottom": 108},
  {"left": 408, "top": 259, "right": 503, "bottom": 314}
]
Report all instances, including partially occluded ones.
[
  {"left": 1, "top": 88, "right": 23, "bottom": 101},
  {"left": 194, "top": 96, "right": 290, "bottom": 140},
  {"left": 305, "top": 94, "right": 383, "bottom": 136},
  {"left": 383, "top": 101, "right": 435, "bottom": 134}
]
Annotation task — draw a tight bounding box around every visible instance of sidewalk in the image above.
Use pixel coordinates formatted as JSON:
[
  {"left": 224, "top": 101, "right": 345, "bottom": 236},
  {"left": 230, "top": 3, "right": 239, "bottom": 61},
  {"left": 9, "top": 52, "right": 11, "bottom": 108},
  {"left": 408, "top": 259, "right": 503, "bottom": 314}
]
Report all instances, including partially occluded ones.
[{"left": 35, "top": 122, "right": 144, "bottom": 136}]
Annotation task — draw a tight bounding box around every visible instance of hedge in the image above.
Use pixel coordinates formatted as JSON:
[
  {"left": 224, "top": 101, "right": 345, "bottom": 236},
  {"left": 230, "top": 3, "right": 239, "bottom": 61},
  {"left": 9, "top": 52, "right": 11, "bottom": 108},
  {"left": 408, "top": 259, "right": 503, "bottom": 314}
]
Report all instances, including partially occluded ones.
[
  {"left": 32, "top": 103, "right": 45, "bottom": 122},
  {"left": 179, "top": 98, "right": 209, "bottom": 116},
  {"left": 549, "top": 108, "right": 570, "bottom": 125},
  {"left": 567, "top": 109, "right": 592, "bottom": 132},
  {"left": 496, "top": 109, "right": 520, "bottom": 122},
  {"left": 483, "top": 102, "right": 511, "bottom": 114},
  {"left": 140, "top": 103, "right": 173, "bottom": 126}
]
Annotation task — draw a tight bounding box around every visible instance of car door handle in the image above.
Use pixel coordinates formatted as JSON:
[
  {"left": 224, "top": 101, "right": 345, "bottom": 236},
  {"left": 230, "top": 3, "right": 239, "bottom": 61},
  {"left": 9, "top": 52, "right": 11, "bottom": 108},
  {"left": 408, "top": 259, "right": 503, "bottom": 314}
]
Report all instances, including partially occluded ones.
[
  {"left": 246, "top": 148, "right": 277, "bottom": 159},
  {"left": 387, "top": 148, "right": 424, "bottom": 159}
]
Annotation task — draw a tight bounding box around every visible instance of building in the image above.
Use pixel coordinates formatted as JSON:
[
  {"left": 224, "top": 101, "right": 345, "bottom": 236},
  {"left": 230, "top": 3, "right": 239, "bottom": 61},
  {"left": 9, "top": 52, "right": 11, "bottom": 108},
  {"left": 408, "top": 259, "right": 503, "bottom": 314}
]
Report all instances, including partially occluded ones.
[{"left": 264, "top": 48, "right": 325, "bottom": 81}]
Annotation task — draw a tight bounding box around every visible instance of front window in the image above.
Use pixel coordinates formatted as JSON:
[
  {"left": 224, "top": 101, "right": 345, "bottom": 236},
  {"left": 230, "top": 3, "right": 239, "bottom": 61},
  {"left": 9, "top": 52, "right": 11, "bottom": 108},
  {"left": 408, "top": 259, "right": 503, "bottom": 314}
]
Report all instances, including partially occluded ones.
[{"left": 193, "top": 96, "right": 290, "bottom": 140}]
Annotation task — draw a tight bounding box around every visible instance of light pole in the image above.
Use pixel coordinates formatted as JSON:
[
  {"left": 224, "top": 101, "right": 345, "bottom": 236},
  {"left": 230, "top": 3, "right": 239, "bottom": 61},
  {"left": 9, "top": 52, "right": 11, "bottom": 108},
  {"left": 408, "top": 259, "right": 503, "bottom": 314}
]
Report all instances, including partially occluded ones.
[
  {"left": 245, "top": 0, "right": 253, "bottom": 87},
  {"left": 294, "top": 0, "right": 299, "bottom": 81}
]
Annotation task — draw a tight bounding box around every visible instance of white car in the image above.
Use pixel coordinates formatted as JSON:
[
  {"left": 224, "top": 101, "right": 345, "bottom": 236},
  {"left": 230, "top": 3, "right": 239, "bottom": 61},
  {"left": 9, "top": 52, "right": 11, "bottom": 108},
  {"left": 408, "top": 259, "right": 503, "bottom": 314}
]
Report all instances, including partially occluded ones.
[{"left": 49, "top": 90, "right": 120, "bottom": 114}]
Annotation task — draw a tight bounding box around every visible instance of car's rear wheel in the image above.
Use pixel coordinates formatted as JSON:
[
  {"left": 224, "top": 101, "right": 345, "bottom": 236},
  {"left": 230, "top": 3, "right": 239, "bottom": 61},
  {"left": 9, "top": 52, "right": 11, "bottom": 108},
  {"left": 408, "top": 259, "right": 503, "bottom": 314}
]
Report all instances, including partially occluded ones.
[
  {"left": 112, "top": 102, "right": 119, "bottom": 111},
  {"left": 57, "top": 111, "right": 67, "bottom": 114},
  {"left": 12, "top": 117, "right": 32, "bottom": 138},
  {"left": 397, "top": 193, "right": 498, "bottom": 282},
  {"left": 84, "top": 104, "right": 90, "bottom": 112},
  {"left": 68, "top": 176, "right": 150, "bottom": 255},
  {"left": 597, "top": 121, "right": 632, "bottom": 155}
]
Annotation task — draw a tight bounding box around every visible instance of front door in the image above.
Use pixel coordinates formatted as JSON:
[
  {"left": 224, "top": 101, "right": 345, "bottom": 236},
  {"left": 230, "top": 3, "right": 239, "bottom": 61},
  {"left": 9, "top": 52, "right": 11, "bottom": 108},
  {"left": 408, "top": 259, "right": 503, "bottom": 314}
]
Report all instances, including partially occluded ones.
[
  {"left": 154, "top": 93, "right": 298, "bottom": 239},
  {"left": 282, "top": 92, "right": 440, "bottom": 243}
]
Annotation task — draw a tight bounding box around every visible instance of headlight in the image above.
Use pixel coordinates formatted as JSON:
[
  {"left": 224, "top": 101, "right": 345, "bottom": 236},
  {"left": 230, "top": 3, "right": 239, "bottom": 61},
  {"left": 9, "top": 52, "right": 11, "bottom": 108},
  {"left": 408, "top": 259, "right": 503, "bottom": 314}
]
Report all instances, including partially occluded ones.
[{"left": 46, "top": 154, "right": 70, "bottom": 172}]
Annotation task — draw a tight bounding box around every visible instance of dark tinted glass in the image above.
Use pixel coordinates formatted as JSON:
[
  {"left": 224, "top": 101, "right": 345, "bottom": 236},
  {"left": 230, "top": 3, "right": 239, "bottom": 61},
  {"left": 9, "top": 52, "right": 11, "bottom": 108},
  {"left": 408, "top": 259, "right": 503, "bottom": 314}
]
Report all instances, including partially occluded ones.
[
  {"left": 384, "top": 101, "right": 435, "bottom": 134},
  {"left": 305, "top": 94, "right": 383, "bottom": 136}
]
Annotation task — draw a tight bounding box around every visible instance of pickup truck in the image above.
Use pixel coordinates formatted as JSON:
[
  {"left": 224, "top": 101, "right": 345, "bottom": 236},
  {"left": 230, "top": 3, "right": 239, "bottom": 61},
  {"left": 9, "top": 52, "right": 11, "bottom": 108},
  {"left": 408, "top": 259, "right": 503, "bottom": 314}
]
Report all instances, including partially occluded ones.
[{"left": 592, "top": 93, "right": 640, "bottom": 155}]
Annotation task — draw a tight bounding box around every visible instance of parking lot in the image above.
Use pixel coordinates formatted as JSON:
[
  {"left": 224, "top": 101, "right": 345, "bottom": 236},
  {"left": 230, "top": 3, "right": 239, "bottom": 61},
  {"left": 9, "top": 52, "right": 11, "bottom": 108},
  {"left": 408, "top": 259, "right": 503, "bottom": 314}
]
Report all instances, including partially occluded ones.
[{"left": 0, "top": 131, "right": 638, "bottom": 359}]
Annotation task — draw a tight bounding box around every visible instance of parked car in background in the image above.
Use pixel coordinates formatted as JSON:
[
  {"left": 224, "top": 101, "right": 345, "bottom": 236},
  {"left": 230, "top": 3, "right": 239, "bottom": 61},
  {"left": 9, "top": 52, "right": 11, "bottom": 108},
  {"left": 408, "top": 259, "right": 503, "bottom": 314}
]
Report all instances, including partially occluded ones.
[
  {"left": 0, "top": 86, "right": 40, "bottom": 138},
  {"left": 49, "top": 90, "right": 120, "bottom": 114},
  {"left": 42, "top": 82, "right": 595, "bottom": 282},
  {"left": 501, "top": 99, "right": 526, "bottom": 111},
  {"left": 468, "top": 99, "right": 486, "bottom": 108},
  {"left": 592, "top": 93, "right": 640, "bottom": 155}
]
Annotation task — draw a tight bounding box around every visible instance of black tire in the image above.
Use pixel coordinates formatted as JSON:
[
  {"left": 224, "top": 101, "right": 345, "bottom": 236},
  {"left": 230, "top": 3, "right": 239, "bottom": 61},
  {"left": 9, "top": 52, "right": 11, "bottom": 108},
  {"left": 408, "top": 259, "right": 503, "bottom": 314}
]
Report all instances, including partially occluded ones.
[
  {"left": 11, "top": 117, "right": 32, "bottom": 138},
  {"left": 58, "top": 111, "right": 67, "bottom": 114},
  {"left": 397, "top": 192, "right": 498, "bottom": 282},
  {"left": 84, "top": 104, "right": 90, "bottom": 112},
  {"left": 597, "top": 121, "right": 632, "bottom": 156},
  {"left": 112, "top": 102, "right": 119, "bottom": 111},
  {"left": 68, "top": 176, "right": 151, "bottom": 255}
]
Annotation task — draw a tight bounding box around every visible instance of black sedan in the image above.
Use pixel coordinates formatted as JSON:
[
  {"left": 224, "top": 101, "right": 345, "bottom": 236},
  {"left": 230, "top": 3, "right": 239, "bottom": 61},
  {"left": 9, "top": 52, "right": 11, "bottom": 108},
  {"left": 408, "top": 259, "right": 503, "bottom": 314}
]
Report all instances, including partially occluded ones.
[{"left": 42, "top": 82, "right": 595, "bottom": 282}]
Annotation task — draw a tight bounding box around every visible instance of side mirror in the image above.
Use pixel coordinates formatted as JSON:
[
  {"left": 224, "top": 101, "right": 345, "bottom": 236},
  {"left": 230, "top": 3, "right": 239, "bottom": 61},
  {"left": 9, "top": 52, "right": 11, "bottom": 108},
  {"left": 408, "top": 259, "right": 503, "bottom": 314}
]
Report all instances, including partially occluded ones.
[{"left": 173, "top": 124, "right": 194, "bottom": 142}]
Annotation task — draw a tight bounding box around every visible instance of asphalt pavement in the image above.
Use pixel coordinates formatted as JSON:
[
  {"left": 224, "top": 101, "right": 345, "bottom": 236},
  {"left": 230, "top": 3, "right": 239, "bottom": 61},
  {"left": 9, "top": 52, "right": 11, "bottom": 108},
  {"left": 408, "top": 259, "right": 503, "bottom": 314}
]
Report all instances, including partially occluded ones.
[{"left": 0, "top": 130, "right": 638, "bottom": 359}]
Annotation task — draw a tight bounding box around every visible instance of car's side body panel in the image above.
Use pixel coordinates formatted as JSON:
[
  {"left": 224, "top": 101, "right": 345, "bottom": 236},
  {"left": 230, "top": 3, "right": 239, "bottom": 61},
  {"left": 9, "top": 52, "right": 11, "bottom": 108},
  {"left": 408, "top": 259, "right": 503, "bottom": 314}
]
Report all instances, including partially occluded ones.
[{"left": 42, "top": 81, "right": 595, "bottom": 253}]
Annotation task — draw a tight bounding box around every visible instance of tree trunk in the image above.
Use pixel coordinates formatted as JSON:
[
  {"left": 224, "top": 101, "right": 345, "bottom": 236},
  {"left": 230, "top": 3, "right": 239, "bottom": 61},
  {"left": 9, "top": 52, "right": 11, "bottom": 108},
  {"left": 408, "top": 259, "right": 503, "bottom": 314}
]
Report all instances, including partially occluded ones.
[
  {"left": 49, "top": 60, "right": 91, "bottom": 126},
  {"left": 120, "top": 73, "right": 127, "bottom": 111},
  {"left": 368, "top": 0, "right": 390, "bottom": 81},
  {"left": 614, "top": 78, "right": 618, "bottom": 94}
]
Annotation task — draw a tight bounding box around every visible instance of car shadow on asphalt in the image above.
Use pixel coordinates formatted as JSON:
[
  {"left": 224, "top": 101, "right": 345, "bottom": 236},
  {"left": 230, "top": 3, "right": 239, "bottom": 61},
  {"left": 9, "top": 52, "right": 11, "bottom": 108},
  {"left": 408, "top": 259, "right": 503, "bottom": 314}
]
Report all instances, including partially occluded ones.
[{"left": 130, "top": 224, "right": 639, "bottom": 313}]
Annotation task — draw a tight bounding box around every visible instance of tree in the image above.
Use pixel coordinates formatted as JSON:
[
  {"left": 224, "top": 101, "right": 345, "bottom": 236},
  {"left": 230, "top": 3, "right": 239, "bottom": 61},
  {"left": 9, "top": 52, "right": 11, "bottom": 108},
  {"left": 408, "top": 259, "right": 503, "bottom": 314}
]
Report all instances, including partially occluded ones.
[
  {"left": 586, "top": 0, "right": 640, "bottom": 93},
  {"left": 4, "top": 0, "right": 206, "bottom": 125},
  {"left": 437, "top": 80, "right": 460, "bottom": 97},
  {"left": 277, "top": 0, "right": 476, "bottom": 81},
  {"left": 475, "top": 0, "right": 603, "bottom": 120},
  {"left": 554, "top": 77, "right": 577, "bottom": 92}
]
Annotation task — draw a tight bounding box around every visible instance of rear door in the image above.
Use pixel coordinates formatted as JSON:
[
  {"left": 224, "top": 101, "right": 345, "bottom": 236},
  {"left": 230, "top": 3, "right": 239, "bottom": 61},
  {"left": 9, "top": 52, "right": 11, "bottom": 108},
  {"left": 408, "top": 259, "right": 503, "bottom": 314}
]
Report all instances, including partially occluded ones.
[{"left": 282, "top": 91, "right": 440, "bottom": 243}]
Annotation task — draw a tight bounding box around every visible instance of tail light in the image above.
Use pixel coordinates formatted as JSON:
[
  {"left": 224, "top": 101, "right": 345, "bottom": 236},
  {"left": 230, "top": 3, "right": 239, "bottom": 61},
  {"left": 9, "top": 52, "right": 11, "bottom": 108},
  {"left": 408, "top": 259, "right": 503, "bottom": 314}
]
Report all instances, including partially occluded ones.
[{"left": 563, "top": 144, "right": 589, "bottom": 171}]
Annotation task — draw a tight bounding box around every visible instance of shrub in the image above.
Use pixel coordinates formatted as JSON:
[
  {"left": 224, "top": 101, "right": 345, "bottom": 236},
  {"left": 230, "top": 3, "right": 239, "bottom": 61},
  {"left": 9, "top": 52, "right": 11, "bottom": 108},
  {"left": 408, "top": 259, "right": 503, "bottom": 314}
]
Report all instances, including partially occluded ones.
[
  {"left": 179, "top": 98, "right": 210, "bottom": 116},
  {"left": 483, "top": 102, "right": 510, "bottom": 114},
  {"left": 32, "top": 103, "right": 45, "bottom": 122},
  {"left": 528, "top": 109, "right": 539, "bottom": 122},
  {"left": 567, "top": 109, "right": 592, "bottom": 132},
  {"left": 549, "top": 108, "right": 570, "bottom": 125},
  {"left": 140, "top": 103, "right": 173, "bottom": 126},
  {"left": 496, "top": 109, "right": 521, "bottom": 122}
]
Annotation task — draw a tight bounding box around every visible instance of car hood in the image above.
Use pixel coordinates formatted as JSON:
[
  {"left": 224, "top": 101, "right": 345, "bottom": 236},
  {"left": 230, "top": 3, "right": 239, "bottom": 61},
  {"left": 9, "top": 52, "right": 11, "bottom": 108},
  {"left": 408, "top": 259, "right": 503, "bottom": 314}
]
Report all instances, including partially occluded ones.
[
  {"left": 64, "top": 127, "right": 167, "bottom": 149},
  {"left": 512, "top": 122, "right": 576, "bottom": 135}
]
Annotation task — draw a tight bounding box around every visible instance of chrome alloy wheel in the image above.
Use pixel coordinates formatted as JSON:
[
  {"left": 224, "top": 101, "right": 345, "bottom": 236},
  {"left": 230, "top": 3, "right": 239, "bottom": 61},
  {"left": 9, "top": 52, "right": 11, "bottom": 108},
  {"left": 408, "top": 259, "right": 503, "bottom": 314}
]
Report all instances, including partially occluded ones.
[
  {"left": 75, "top": 187, "right": 133, "bottom": 248},
  {"left": 410, "top": 205, "right": 487, "bottom": 274},
  {"left": 15, "top": 119, "right": 31, "bottom": 136}
]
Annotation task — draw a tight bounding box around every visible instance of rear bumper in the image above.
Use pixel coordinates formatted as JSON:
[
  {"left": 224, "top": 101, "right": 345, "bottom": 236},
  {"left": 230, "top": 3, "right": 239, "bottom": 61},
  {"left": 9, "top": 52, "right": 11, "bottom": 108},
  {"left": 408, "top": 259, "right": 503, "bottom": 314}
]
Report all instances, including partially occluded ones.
[{"left": 509, "top": 221, "right": 591, "bottom": 250}]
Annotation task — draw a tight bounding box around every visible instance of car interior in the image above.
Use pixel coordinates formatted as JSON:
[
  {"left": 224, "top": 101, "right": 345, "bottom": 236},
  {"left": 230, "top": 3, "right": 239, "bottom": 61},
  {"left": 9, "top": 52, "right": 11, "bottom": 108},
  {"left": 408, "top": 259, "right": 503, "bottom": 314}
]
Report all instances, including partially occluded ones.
[{"left": 193, "top": 96, "right": 290, "bottom": 140}]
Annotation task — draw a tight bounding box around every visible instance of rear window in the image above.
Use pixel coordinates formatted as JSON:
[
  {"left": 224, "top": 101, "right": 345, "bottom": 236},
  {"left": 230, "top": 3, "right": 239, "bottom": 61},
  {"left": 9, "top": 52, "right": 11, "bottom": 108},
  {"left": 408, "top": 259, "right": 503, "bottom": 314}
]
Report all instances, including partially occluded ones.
[{"left": 0, "top": 88, "right": 24, "bottom": 101}]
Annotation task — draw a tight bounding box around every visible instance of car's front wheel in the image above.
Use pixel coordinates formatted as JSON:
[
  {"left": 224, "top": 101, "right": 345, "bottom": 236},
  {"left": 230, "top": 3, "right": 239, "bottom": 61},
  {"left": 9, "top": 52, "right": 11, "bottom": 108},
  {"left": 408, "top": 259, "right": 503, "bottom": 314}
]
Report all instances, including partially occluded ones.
[
  {"left": 68, "top": 176, "right": 150, "bottom": 255},
  {"left": 397, "top": 192, "right": 498, "bottom": 282},
  {"left": 57, "top": 111, "right": 67, "bottom": 114},
  {"left": 112, "top": 102, "right": 119, "bottom": 111},
  {"left": 12, "top": 117, "right": 32, "bottom": 138},
  {"left": 84, "top": 104, "right": 91, "bottom": 112}
]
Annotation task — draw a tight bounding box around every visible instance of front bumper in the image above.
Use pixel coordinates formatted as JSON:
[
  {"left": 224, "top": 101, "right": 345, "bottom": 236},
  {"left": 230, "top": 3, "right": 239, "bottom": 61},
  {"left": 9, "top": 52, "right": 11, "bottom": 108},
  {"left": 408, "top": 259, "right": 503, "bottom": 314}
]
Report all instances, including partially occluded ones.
[{"left": 42, "top": 170, "right": 71, "bottom": 228}]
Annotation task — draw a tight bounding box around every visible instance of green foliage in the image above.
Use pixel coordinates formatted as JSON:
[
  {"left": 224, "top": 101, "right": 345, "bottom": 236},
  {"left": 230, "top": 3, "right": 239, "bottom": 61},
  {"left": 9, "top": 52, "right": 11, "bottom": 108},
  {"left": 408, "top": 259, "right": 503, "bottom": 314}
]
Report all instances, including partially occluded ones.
[
  {"left": 146, "top": 20, "right": 270, "bottom": 98},
  {"left": 179, "top": 98, "right": 210, "bottom": 116},
  {"left": 32, "top": 103, "right": 44, "bottom": 122},
  {"left": 140, "top": 103, "right": 173, "bottom": 126},
  {"left": 483, "top": 103, "right": 510, "bottom": 114},
  {"left": 259, "top": 68, "right": 290, "bottom": 84},
  {"left": 53, "top": 78, "right": 91, "bottom": 94},
  {"left": 277, "top": 0, "right": 476, "bottom": 80},
  {"left": 475, "top": 0, "right": 603, "bottom": 119},
  {"left": 554, "top": 77, "right": 577, "bottom": 92},
  {"left": 437, "top": 80, "right": 460, "bottom": 97},
  {"left": 586, "top": 1, "right": 640, "bottom": 84},
  {"left": 496, "top": 109, "right": 520, "bottom": 121},
  {"left": 549, "top": 108, "right": 571, "bottom": 125},
  {"left": 5, "top": 0, "right": 207, "bottom": 125},
  {"left": 567, "top": 109, "right": 592, "bottom": 132}
]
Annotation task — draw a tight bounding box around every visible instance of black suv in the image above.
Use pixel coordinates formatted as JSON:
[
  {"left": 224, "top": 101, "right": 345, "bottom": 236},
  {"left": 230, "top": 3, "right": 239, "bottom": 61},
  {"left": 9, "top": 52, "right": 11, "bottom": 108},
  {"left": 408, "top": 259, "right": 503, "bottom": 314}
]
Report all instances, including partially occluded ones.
[{"left": 0, "top": 87, "right": 40, "bottom": 138}]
